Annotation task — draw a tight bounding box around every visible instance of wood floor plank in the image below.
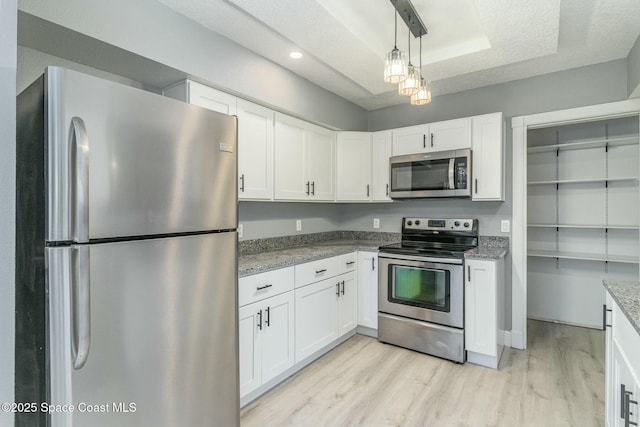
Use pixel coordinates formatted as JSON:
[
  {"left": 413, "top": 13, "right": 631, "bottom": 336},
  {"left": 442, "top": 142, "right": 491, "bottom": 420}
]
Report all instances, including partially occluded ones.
[{"left": 241, "top": 320, "right": 604, "bottom": 426}]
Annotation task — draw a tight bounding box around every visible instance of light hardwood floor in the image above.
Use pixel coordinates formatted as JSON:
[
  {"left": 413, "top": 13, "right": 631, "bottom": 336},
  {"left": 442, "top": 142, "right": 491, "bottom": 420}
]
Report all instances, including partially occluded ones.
[{"left": 240, "top": 320, "right": 604, "bottom": 427}]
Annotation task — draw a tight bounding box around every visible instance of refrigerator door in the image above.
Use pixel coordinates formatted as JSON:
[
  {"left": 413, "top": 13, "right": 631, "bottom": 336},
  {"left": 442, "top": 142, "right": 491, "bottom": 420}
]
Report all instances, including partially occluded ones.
[
  {"left": 45, "top": 67, "right": 237, "bottom": 243},
  {"left": 47, "top": 232, "right": 239, "bottom": 427}
]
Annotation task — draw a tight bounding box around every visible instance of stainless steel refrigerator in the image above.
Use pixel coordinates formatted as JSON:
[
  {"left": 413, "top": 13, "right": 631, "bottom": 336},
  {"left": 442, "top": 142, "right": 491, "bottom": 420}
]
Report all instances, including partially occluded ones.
[{"left": 16, "top": 67, "right": 239, "bottom": 426}]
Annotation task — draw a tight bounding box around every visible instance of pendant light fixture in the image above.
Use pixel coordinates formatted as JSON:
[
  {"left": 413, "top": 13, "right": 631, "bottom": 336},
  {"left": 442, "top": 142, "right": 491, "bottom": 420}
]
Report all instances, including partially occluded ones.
[
  {"left": 411, "top": 35, "right": 432, "bottom": 106},
  {"left": 398, "top": 27, "right": 420, "bottom": 95},
  {"left": 383, "top": 10, "right": 407, "bottom": 84}
]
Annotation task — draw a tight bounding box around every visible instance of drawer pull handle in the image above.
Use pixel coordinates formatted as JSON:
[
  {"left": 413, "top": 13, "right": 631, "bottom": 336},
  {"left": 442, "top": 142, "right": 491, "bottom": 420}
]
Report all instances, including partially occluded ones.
[
  {"left": 256, "top": 283, "right": 273, "bottom": 291},
  {"left": 336, "top": 282, "right": 340, "bottom": 296},
  {"left": 315, "top": 269, "right": 327, "bottom": 274},
  {"left": 346, "top": 261, "right": 356, "bottom": 266},
  {"left": 341, "top": 280, "right": 345, "bottom": 295}
]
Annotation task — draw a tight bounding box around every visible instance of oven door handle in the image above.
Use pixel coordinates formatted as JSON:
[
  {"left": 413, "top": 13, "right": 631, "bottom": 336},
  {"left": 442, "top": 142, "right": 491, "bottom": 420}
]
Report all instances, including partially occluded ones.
[{"left": 378, "top": 252, "right": 464, "bottom": 265}]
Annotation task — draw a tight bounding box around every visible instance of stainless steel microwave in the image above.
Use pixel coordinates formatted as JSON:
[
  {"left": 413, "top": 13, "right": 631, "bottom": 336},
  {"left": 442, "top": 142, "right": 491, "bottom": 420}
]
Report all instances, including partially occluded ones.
[{"left": 389, "top": 149, "right": 471, "bottom": 199}]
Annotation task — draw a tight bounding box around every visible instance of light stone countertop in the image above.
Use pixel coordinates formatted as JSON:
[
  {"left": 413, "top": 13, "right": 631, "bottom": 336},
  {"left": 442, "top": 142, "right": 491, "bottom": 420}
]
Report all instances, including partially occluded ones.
[
  {"left": 239, "top": 239, "right": 397, "bottom": 277},
  {"left": 603, "top": 280, "right": 640, "bottom": 336},
  {"left": 464, "top": 246, "right": 508, "bottom": 260},
  {"left": 239, "top": 233, "right": 509, "bottom": 277},
  {"left": 465, "top": 236, "right": 509, "bottom": 260}
]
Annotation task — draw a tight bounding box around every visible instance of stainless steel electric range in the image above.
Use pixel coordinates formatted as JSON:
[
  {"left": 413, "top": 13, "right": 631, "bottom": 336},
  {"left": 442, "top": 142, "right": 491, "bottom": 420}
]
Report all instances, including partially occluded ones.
[{"left": 377, "top": 218, "right": 479, "bottom": 363}]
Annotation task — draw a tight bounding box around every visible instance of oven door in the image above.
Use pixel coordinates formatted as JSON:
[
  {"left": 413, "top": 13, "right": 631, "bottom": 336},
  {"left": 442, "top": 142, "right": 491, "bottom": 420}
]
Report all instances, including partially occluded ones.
[{"left": 378, "top": 253, "right": 463, "bottom": 328}]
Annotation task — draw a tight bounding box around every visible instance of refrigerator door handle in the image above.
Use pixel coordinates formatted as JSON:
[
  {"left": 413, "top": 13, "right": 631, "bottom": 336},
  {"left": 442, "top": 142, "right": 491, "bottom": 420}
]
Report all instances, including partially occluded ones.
[
  {"left": 70, "top": 117, "right": 90, "bottom": 243},
  {"left": 72, "top": 245, "right": 91, "bottom": 369}
]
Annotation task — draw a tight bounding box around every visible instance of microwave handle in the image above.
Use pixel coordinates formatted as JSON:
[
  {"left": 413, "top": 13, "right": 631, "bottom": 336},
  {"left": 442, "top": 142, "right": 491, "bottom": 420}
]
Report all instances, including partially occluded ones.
[{"left": 448, "top": 158, "right": 455, "bottom": 190}]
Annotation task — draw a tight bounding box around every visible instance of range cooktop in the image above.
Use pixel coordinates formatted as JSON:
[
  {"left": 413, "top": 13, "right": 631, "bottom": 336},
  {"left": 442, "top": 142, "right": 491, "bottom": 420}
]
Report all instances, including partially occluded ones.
[{"left": 378, "top": 218, "right": 479, "bottom": 259}]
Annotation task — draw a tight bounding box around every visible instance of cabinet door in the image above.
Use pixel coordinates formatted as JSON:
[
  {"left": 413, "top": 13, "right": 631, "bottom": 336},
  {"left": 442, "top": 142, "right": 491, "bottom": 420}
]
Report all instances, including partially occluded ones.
[
  {"left": 612, "top": 342, "right": 639, "bottom": 427},
  {"left": 336, "top": 132, "right": 372, "bottom": 201},
  {"left": 239, "top": 303, "right": 262, "bottom": 397},
  {"left": 429, "top": 117, "right": 472, "bottom": 151},
  {"left": 465, "top": 259, "right": 497, "bottom": 356},
  {"left": 274, "top": 114, "right": 308, "bottom": 200},
  {"left": 237, "top": 100, "right": 274, "bottom": 200},
  {"left": 188, "top": 81, "right": 237, "bottom": 115},
  {"left": 605, "top": 293, "right": 615, "bottom": 427},
  {"left": 294, "top": 278, "right": 339, "bottom": 362},
  {"left": 338, "top": 271, "right": 358, "bottom": 336},
  {"left": 357, "top": 251, "right": 378, "bottom": 329},
  {"left": 392, "top": 124, "right": 429, "bottom": 156},
  {"left": 261, "top": 292, "right": 295, "bottom": 384},
  {"left": 472, "top": 113, "right": 504, "bottom": 201},
  {"left": 372, "top": 131, "right": 392, "bottom": 201},
  {"left": 307, "top": 125, "right": 336, "bottom": 201}
]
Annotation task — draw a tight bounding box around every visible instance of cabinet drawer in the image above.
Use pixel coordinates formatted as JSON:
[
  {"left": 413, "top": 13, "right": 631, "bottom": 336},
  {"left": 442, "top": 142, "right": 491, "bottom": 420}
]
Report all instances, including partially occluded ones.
[
  {"left": 239, "top": 267, "right": 294, "bottom": 307},
  {"left": 295, "top": 257, "right": 338, "bottom": 288},
  {"left": 337, "top": 252, "right": 357, "bottom": 274}
]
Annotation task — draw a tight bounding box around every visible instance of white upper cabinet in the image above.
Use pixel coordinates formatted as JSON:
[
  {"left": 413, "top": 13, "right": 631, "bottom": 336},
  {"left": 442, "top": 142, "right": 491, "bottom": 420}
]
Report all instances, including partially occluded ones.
[
  {"left": 429, "top": 117, "right": 472, "bottom": 151},
  {"left": 237, "top": 100, "right": 274, "bottom": 200},
  {"left": 163, "top": 80, "right": 237, "bottom": 115},
  {"left": 471, "top": 112, "right": 505, "bottom": 201},
  {"left": 274, "top": 113, "right": 335, "bottom": 201},
  {"left": 392, "top": 124, "right": 429, "bottom": 156},
  {"left": 307, "top": 125, "right": 335, "bottom": 201},
  {"left": 392, "top": 118, "right": 471, "bottom": 156},
  {"left": 336, "top": 132, "right": 372, "bottom": 201},
  {"left": 372, "top": 131, "right": 392, "bottom": 201},
  {"left": 274, "top": 114, "right": 308, "bottom": 200}
]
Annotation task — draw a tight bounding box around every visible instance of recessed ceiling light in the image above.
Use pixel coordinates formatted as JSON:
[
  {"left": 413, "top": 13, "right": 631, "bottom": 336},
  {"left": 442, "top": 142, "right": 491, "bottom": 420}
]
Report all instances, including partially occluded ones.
[{"left": 289, "top": 51, "right": 303, "bottom": 59}]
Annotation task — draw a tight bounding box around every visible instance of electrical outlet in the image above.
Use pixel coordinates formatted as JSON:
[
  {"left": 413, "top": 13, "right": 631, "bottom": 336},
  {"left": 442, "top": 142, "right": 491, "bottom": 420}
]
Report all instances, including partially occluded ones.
[
  {"left": 296, "top": 219, "right": 302, "bottom": 232},
  {"left": 501, "top": 220, "right": 510, "bottom": 233},
  {"left": 238, "top": 223, "right": 243, "bottom": 238},
  {"left": 373, "top": 218, "right": 380, "bottom": 229}
]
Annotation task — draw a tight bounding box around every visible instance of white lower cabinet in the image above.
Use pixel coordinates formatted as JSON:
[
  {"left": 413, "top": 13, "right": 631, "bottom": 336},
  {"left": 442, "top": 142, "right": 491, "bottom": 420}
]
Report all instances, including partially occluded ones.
[
  {"left": 605, "top": 291, "right": 640, "bottom": 427},
  {"left": 239, "top": 291, "right": 294, "bottom": 398},
  {"left": 294, "top": 269, "right": 358, "bottom": 362},
  {"left": 465, "top": 258, "right": 505, "bottom": 369},
  {"left": 357, "top": 251, "right": 378, "bottom": 331},
  {"left": 338, "top": 271, "right": 358, "bottom": 335},
  {"left": 295, "top": 277, "right": 340, "bottom": 362}
]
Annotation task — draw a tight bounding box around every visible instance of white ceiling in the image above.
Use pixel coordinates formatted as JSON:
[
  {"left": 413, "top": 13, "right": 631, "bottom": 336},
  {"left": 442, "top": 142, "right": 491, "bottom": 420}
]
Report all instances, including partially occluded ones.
[{"left": 158, "top": 0, "right": 640, "bottom": 111}]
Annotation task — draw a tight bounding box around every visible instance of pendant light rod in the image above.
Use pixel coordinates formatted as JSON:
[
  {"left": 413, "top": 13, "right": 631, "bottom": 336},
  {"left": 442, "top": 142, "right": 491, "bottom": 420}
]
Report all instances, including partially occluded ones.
[
  {"left": 389, "top": 0, "right": 428, "bottom": 38},
  {"left": 394, "top": 11, "right": 398, "bottom": 48},
  {"left": 407, "top": 26, "right": 412, "bottom": 65}
]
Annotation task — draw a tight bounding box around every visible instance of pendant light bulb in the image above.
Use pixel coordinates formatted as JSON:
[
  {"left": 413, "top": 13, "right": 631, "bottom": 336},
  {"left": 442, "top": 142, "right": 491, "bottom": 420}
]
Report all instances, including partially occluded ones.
[
  {"left": 384, "top": 11, "right": 407, "bottom": 84},
  {"left": 399, "top": 27, "right": 420, "bottom": 95},
  {"left": 410, "top": 34, "right": 432, "bottom": 105},
  {"left": 410, "top": 78, "right": 432, "bottom": 105}
]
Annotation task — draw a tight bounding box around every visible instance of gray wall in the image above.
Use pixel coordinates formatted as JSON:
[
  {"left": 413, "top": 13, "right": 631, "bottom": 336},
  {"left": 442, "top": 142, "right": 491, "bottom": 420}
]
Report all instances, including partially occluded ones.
[
  {"left": 629, "top": 35, "right": 640, "bottom": 98},
  {"left": 239, "top": 202, "right": 341, "bottom": 240},
  {"left": 17, "top": 0, "right": 367, "bottom": 131},
  {"left": 0, "top": 0, "right": 16, "bottom": 424}
]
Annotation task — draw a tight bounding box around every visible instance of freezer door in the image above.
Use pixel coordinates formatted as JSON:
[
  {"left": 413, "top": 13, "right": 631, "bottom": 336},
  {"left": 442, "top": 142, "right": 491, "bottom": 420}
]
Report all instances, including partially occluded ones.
[
  {"left": 47, "top": 232, "right": 239, "bottom": 427},
  {"left": 45, "top": 67, "right": 237, "bottom": 242}
]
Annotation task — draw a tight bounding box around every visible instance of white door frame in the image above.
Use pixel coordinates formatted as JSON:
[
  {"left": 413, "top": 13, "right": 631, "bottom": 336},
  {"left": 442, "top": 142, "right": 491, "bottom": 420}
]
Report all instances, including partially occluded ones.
[{"left": 510, "top": 99, "right": 640, "bottom": 350}]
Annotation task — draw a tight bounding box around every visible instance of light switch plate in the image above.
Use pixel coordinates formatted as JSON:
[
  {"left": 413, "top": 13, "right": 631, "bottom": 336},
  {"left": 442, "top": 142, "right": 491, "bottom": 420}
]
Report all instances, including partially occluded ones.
[
  {"left": 238, "top": 223, "right": 243, "bottom": 238},
  {"left": 501, "top": 220, "right": 510, "bottom": 233},
  {"left": 373, "top": 218, "right": 380, "bottom": 229},
  {"left": 296, "top": 219, "right": 302, "bottom": 232}
]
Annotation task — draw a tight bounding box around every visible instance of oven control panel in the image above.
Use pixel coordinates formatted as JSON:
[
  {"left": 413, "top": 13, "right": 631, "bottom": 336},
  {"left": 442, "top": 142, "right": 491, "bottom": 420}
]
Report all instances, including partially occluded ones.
[{"left": 403, "top": 218, "right": 478, "bottom": 231}]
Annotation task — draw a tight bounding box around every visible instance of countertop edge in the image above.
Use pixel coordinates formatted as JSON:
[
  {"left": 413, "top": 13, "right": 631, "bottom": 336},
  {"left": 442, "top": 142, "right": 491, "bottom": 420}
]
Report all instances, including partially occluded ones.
[{"left": 603, "top": 280, "right": 640, "bottom": 336}]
